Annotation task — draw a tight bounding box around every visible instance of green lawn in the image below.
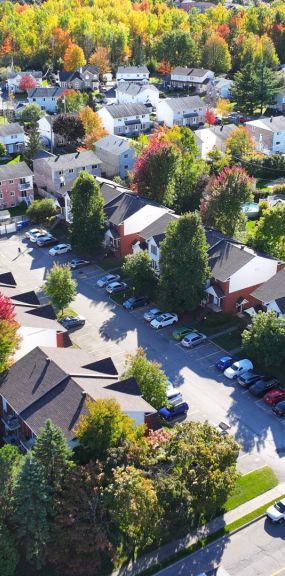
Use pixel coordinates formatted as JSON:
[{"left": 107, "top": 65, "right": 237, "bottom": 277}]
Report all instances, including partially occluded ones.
[
  {"left": 212, "top": 327, "right": 244, "bottom": 351},
  {"left": 9, "top": 202, "right": 28, "bottom": 217},
  {"left": 192, "top": 313, "right": 245, "bottom": 337},
  {"left": 97, "top": 256, "right": 125, "bottom": 271},
  {"left": 8, "top": 155, "right": 21, "bottom": 164},
  {"left": 56, "top": 308, "right": 77, "bottom": 320},
  {"left": 110, "top": 288, "right": 133, "bottom": 305},
  {"left": 224, "top": 466, "right": 278, "bottom": 513},
  {"left": 246, "top": 220, "right": 256, "bottom": 233}
]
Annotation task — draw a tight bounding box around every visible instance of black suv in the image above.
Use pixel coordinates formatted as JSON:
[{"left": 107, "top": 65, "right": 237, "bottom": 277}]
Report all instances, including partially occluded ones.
[{"left": 123, "top": 296, "right": 150, "bottom": 310}]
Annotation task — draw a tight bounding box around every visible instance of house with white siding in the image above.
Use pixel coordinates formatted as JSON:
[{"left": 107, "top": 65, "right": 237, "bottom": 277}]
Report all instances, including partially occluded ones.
[
  {"left": 195, "top": 124, "right": 236, "bottom": 159},
  {"left": 250, "top": 268, "right": 285, "bottom": 318},
  {"left": 156, "top": 95, "right": 206, "bottom": 127},
  {"left": 116, "top": 66, "right": 149, "bottom": 84},
  {"left": 245, "top": 116, "right": 285, "bottom": 154},
  {"left": 98, "top": 103, "right": 151, "bottom": 136},
  {"left": 7, "top": 71, "right": 42, "bottom": 93},
  {"left": 116, "top": 83, "right": 159, "bottom": 108},
  {"left": 0, "top": 123, "right": 25, "bottom": 154},
  {"left": 170, "top": 67, "right": 214, "bottom": 93}
]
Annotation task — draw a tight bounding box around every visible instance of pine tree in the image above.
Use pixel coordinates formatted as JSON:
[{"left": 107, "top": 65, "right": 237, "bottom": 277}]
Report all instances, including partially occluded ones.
[
  {"left": 13, "top": 453, "right": 50, "bottom": 569},
  {"left": 24, "top": 123, "right": 42, "bottom": 164},
  {"left": 70, "top": 172, "right": 105, "bottom": 253},
  {"left": 232, "top": 62, "right": 283, "bottom": 114}
]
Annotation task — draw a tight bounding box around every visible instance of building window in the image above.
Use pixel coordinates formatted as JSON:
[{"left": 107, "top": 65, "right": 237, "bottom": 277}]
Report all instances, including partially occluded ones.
[
  {"left": 10, "top": 191, "right": 15, "bottom": 196},
  {"left": 150, "top": 244, "right": 157, "bottom": 255},
  {"left": 59, "top": 171, "right": 63, "bottom": 175},
  {"left": 60, "top": 182, "right": 64, "bottom": 188},
  {"left": 276, "top": 141, "right": 280, "bottom": 145},
  {"left": 124, "top": 165, "right": 128, "bottom": 169},
  {"left": 69, "top": 169, "right": 74, "bottom": 173},
  {"left": 92, "top": 164, "right": 97, "bottom": 169},
  {"left": 81, "top": 167, "right": 86, "bottom": 171},
  {"left": 124, "top": 154, "right": 128, "bottom": 158},
  {"left": 9, "top": 180, "right": 14, "bottom": 184},
  {"left": 0, "top": 193, "right": 3, "bottom": 199}
]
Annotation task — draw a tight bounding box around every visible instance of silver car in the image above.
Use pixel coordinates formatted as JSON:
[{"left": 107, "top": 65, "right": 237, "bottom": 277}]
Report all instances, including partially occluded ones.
[
  {"left": 96, "top": 273, "right": 120, "bottom": 288},
  {"left": 144, "top": 307, "right": 161, "bottom": 322},
  {"left": 181, "top": 332, "right": 207, "bottom": 348}
]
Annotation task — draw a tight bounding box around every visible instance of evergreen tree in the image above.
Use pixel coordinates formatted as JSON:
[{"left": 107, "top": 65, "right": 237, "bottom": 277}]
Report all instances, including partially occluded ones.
[
  {"left": 24, "top": 123, "right": 42, "bottom": 164},
  {"left": 159, "top": 212, "right": 210, "bottom": 312},
  {"left": 0, "top": 518, "right": 19, "bottom": 576},
  {"left": 13, "top": 453, "right": 50, "bottom": 569},
  {"left": 0, "top": 445, "right": 22, "bottom": 520},
  {"left": 232, "top": 62, "right": 282, "bottom": 114},
  {"left": 70, "top": 172, "right": 105, "bottom": 253}
]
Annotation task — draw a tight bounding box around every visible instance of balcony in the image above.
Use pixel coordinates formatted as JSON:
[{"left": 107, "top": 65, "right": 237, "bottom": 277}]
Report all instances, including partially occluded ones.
[
  {"left": 2, "top": 413, "right": 20, "bottom": 431},
  {"left": 18, "top": 182, "right": 31, "bottom": 192},
  {"left": 3, "top": 432, "right": 35, "bottom": 453}
]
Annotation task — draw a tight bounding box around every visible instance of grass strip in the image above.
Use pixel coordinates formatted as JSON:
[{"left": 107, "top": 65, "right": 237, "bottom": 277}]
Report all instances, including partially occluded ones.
[
  {"left": 224, "top": 466, "right": 278, "bottom": 512},
  {"left": 136, "top": 494, "right": 285, "bottom": 576}
]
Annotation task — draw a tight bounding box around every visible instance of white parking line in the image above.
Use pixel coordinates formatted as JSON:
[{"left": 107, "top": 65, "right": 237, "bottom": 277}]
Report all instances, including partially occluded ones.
[{"left": 196, "top": 350, "right": 221, "bottom": 361}]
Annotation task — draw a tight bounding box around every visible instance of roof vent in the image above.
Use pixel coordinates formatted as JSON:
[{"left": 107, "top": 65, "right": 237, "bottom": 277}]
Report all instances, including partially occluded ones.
[
  {"left": 81, "top": 390, "right": 87, "bottom": 397},
  {"left": 46, "top": 357, "right": 51, "bottom": 364},
  {"left": 270, "top": 116, "right": 273, "bottom": 123}
]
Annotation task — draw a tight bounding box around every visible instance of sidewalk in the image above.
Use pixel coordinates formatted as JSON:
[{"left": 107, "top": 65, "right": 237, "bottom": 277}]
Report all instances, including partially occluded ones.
[{"left": 112, "top": 482, "right": 285, "bottom": 576}]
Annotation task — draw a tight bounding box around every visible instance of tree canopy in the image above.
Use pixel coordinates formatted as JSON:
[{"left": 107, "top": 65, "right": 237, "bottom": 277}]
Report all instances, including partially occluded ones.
[
  {"left": 70, "top": 172, "right": 105, "bottom": 253},
  {"left": 26, "top": 199, "right": 57, "bottom": 224},
  {"left": 124, "top": 347, "right": 168, "bottom": 410},
  {"left": 44, "top": 263, "right": 77, "bottom": 313},
  {"left": 242, "top": 311, "right": 285, "bottom": 369},
  {"left": 122, "top": 252, "right": 157, "bottom": 298}
]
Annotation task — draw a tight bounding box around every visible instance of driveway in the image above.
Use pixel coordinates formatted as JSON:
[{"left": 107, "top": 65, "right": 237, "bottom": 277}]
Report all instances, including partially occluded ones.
[{"left": 2, "top": 233, "right": 285, "bottom": 478}]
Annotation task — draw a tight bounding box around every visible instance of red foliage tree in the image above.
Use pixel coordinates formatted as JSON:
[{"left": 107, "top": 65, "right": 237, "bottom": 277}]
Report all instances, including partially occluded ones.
[
  {"left": 0, "top": 293, "right": 17, "bottom": 323},
  {"left": 205, "top": 109, "right": 216, "bottom": 126},
  {"left": 158, "top": 60, "right": 171, "bottom": 75},
  {"left": 216, "top": 24, "right": 230, "bottom": 42},
  {"left": 0, "top": 36, "right": 13, "bottom": 56},
  {"left": 19, "top": 75, "right": 37, "bottom": 92}
]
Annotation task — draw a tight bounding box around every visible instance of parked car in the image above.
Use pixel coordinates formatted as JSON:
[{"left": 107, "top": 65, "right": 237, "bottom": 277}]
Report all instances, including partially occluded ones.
[
  {"left": 159, "top": 402, "right": 189, "bottom": 421},
  {"left": 144, "top": 307, "right": 161, "bottom": 322},
  {"left": 25, "top": 227, "right": 43, "bottom": 239},
  {"left": 237, "top": 370, "right": 263, "bottom": 388},
  {"left": 97, "top": 273, "right": 120, "bottom": 288},
  {"left": 70, "top": 258, "right": 90, "bottom": 269},
  {"left": 272, "top": 400, "right": 285, "bottom": 417},
  {"left": 30, "top": 230, "right": 48, "bottom": 243},
  {"left": 249, "top": 377, "right": 279, "bottom": 398},
  {"left": 172, "top": 326, "right": 193, "bottom": 341},
  {"left": 123, "top": 296, "right": 150, "bottom": 310},
  {"left": 17, "top": 219, "right": 29, "bottom": 230},
  {"left": 166, "top": 381, "right": 176, "bottom": 398},
  {"left": 37, "top": 235, "right": 58, "bottom": 247},
  {"left": 224, "top": 359, "right": 253, "bottom": 379},
  {"left": 264, "top": 389, "right": 285, "bottom": 406},
  {"left": 216, "top": 422, "right": 231, "bottom": 436},
  {"left": 49, "top": 243, "right": 72, "bottom": 256},
  {"left": 59, "top": 316, "right": 85, "bottom": 330},
  {"left": 266, "top": 498, "right": 285, "bottom": 523},
  {"left": 150, "top": 312, "right": 178, "bottom": 329},
  {"left": 168, "top": 392, "right": 184, "bottom": 406},
  {"left": 215, "top": 356, "right": 234, "bottom": 371},
  {"left": 181, "top": 332, "right": 207, "bottom": 348},
  {"left": 106, "top": 281, "right": 128, "bottom": 294}
]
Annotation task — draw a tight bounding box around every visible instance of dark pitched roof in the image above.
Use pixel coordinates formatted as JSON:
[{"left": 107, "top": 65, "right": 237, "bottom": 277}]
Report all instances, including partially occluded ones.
[
  {"left": 0, "top": 123, "right": 24, "bottom": 137},
  {"left": 0, "top": 272, "right": 17, "bottom": 286},
  {"left": 99, "top": 182, "right": 126, "bottom": 206},
  {"left": 208, "top": 241, "right": 255, "bottom": 282},
  {"left": 171, "top": 67, "right": 212, "bottom": 78},
  {"left": 204, "top": 227, "right": 234, "bottom": 249},
  {"left": 27, "top": 87, "right": 65, "bottom": 98},
  {"left": 0, "top": 161, "right": 32, "bottom": 181},
  {"left": 152, "top": 233, "right": 166, "bottom": 246},
  {"left": 58, "top": 71, "right": 81, "bottom": 82},
  {"left": 105, "top": 193, "right": 158, "bottom": 226},
  {"left": 11, "top": 291, "right": 41, "bottom": 306},
  {"left": 276, "top": 296, "right": 285, "bottom": 313},
  {"left": 103, "top": 103, "right": 149, "bottom": 118},
  {"left": 117, "top": 66, "right": 149, "bottom": 75},
  {"left": 251, "top": 268, "right": 285, "bottom": 304},
  {"left": 81, "top": 65, "right": 99, "bottom": 76},
  {"left": 140, "top": 212, "right": 178, "bottom": 241}
]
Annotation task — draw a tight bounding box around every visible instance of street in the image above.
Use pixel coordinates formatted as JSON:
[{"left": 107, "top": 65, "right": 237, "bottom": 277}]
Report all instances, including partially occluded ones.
[
  {"left": 154, "top": 517, "right": 285, "bottom": 576},
  {"left": 2, "top": 233, "right": 285, "bottom": 478}
]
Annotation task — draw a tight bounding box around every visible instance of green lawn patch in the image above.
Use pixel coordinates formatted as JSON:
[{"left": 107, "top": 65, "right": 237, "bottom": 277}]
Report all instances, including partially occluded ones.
[
  {"left": 246, "top": 220, "right": 256, "bottom": 233},
  {"left": 224, "top": 467, "right": 278, "bottom": 513},
  {"left": 212, "top": 327, "right": 244, "bottom": 351},
  {"left": 97, "top": 256, "right": 125, "bottom": 271},
  {"left": 9, "top": 202, "right": 28, "bottom": 217},
  {"left": 8, "top": 155, "right": 21, "bottom": 164},
  {"left": 110, "top": 288, "right": 133, "bottom": 305},
  {"left": 192, "top": 313, "right": 245, "bottom": 337},
  {"left": 56, "top": 308, "right": 77, "bottom": 320}
]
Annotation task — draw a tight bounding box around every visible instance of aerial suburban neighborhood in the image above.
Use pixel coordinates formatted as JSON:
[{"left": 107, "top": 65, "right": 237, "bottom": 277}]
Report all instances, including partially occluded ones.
[{"left": 0, "top": 1, "right": 285, "bottom": 576}]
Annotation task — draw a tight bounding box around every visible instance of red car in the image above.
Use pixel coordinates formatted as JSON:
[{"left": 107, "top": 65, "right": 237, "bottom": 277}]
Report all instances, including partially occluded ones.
[{"left": 263, "top": 388, "right": 285, "bottom": 406}]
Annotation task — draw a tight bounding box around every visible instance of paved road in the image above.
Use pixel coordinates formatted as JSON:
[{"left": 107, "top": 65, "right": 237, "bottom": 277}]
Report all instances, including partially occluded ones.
[
  {"left": 2, "top": 234, "right": 285, "bottom": 478},
  {"left": 154, "top": 517, "right": 285, "bottom": 576}
]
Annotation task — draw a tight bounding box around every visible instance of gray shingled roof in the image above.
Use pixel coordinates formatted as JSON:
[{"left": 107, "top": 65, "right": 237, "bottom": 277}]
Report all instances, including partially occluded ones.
[
  {"left": 246, "top": 116, "right": 285, "bottom": 132},
  {"left": 171, "top": 67, "right": 211, "bottom": 78},
  {"left": 140, "top": 212, "right": 178, "bottom": 241},
  {"left": 164, "top": 95, "right": 205, "bottom": 112},
  {"left": 117, "top": 66, "right": 149, "bottom": 74},
  {"left": 105, "top": 193, "right": 158, "bottom": 226},
  {"left": 208, "top": 241, "right": 255, "bottom": 282},
  {"left": 95, "top": 134, "right": 131, "bottom": 155},
  {"left": 116, "top": 83, "right": 158, "bottom": 96},
  {"left": 251, "top": 268, "right": 285, "bottom": 304},
  {"left": 27, "top": 87, "right": 65, "bottom": 98},
  {"left": 99, "top": 182, "right": 125, "bottom": 206},
  {"left": 103, "top": 103, "right": 149, "bottom": 118},
  {"left": 40, "top": 150, "right": 101, "bottom": 170},
  {"left": 0, "top": 123, "right": 24, "bottom": 137},
  {"left": 8, "top": 70, "right": 42, "bottom": 79},
  {"left": 0, "top": 161, "right": 32, "bottom": 180}
]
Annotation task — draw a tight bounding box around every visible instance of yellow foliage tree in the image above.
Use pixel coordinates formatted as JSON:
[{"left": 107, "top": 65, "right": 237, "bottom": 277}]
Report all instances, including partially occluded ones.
[
  {"left": 79, "top": 106, "right": 107, "bottom": 136},
  {"left": 216, "top": 97, "right": 231, "bottom": 119},
  {"left": 89, "top": 46, "right": 110, "bottom": 75},
  {"left": 63, "top": 42, "right": 86, "bottom": 72}
]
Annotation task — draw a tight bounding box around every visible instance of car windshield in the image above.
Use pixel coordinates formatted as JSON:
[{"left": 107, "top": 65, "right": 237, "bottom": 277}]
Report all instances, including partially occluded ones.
[
  {"left": 128, "top": 298, "right": 135, "bottom": 303},
  {"left": 231, "top": 364, "right": 239, "bottom": 371},
  {"left": 155, "top": 315, "right": 164, "bottom": 322},
  {"left": 275, "top": 501, "right": 285, "bottom": 513}
]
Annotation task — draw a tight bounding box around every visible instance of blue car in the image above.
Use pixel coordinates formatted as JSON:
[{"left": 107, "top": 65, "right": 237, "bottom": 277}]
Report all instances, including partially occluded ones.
[
  {"left": 17, "top": 219, "right": 29, "bottom": 230},
  {"left": 159, "top": 402, "right": 189, "bottom": 421},
  {"left": 215, "top": 356, "right": 234, "bottom": 371}
]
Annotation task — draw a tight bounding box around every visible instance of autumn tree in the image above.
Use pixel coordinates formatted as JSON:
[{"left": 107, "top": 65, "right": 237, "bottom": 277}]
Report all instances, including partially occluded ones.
[
  {"left": 122, "top": 252, "right": 157, "bottom": 298},
  {"left": 201, "top": 166, "right": 254, "bottom": 236},
  {"left": 51, "top": 27, "right": 71, "bottom": 63},
  {"left": 158, "top": 61, "right": 171, "bottom": 75},
  {"left": 226, "top": 126, "right": 256, "bottom": 161},
  {"left": 89, "top": 46, "right": 110, "bottom": 75},
  {"left": 53, "top": 113, "right": 84, "bottom": 143},
  {"left": 242, "top": 311, "right": 285, "bottom": 369},
  {"left": 0, "top": 294, "right": 17, "bottom": 323},
  {"left": 63, "top": 42, "right": 86, "bottom": 72},
  {"left": 79, "top": 106, "right": 107, "bottom": 145},
  {"left": 70, "top": 172, "right": 105, "bottom": 253},
  {"left": 19, "top": 75, "right": 36, "bottom": 92},
  {"left": 44, "top": 264, "right": 77, "bottom": 314},
  {"left": 216, "top": 97, "right": 231, "bottom": 119},
  {"left": 159, "top": 212, "right": 209, "bottom": 312},
  {"left": 57, "top": 89, "right": 86, "bottom": 113},
  {"left": 124, "top": 347, "right": 168, "bottom": 410},
  {"left": 0, "top": 299, "right": 20, "bottom": 374},
  {"left": 205, "top": 109, "right": 216, "bottom": 126},
  {"left": 202, "top": 34, "right": 231, "bottom": 74}
]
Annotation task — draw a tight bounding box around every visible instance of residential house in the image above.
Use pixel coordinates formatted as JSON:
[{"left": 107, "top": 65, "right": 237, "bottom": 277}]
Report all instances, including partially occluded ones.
[
  {"left": 116, "top": 83, "right": 159, "bottom": 108},
  {"left": 33, "top": 150, "right": 101, "bottom": 201},
  {"left": 245, "top": 116, "right": 285, "bottom": 154},
  {"left": 38, "top": 115, "right": 68, "bottom": 150},
  {"left": 156, "top": 95, "right": 206, "bottom": 128},
  {"left": 138, "top": 212, "right": 179, "bottom": 272},
  {"left": 195, "top": 124, "right": 236, "bottom": 159},
  {"left": 95, "top": 134, "right": 135, "bottom": 179},
  {"left": 213, "top": 78, "right": 233, "bottom": 100},
  {"left": 58, "top": 65, "right": 99, "bottom": 90},
  {"left": 205, "top": 240, "right": 281, "bottom": 313},
  {"left": 0, "top": 346, "right": 155, "bottom": 451},
  {"left": 0, "top": 123, "right": 25, "bottom": 154},
  {"left": 27, "top": 87, "right": 65, "bottom": 114},
  {"left": 276, "top": 87, "right": 285, "bottom": 113},
  {"left": 7, "top": 71, "right": 42, "bottom": 93},
  {"left": 116, "top": 66, "right": 149, "bottom": 84},
  {"left": 266, "top": 194, "right": 285, "bottom": 207},
  {"left": 179, "top": 0, "right": 215, "bottom": 12},
  {"left": 249, "top": 268, "right": 285, "bottom": 318},
  {"left": 170, "top": 67, "right": 214, "bottom": 93},
  {"left": 0, "top": 162, "right": 33, "bottom": 209},
  {"left": 98, "top": 103, "right": 151, "bottom": 136}
]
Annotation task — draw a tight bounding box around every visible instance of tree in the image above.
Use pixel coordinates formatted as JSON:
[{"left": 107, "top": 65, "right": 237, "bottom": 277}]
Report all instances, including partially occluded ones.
[
  {"left": 19, "top": 103, "right": 43, "bottom": 125},
  {"left": 13, "top": 453, "right": 50, "bottom": 568},
  {"left": 231, "top": 62, "right": 283, "bottom": 115},
  {"left": 79, "top": 106, "right": 104, "bottom": 136},
  {"left": 24, "top": 123, "right": 42, "bottom": 163},
  {"left": 63, "top": 42, "right": 86, "bottom": 72},
  {"left": 174, "top": 156, "right": 209, "bottom": 213},
  {"left": 70, "top": 172, "right": 105, "bottom": 253},
  {"left": 26, "top": 199, "right": 56, "bottom": 224},
  {"left": 133, "top": 139, "right": 180, "bottom": 206},
  {"left": 202, "top": 34, "right": 231, "bottom": 74},
  {"left": 0, "top": 320, "right": 20, "bottom": 374},
  {"left": 207, "top": 146, "right": 230, "bottom": 175},
  {"left": 156, "top": 30, "right": 199, "bottom": 67},
  {"left": 44, "top": 264, "right": 77, "bottom": 314},
  {"left": 0, "top": 294, "right": 17, "bottom": 323},
  {"left": 122, "top": 252, "right": 157, "bottom": 298},
  {"left": 157, "top": 61, "right": 171, "bottom": 76},
  {"left": 216, "top": 97, "right": 231, "bottom": 119},
  {"left": 159, "top": 212, "right": 210, "bottom": 312},
  {"left": 205, "top": 109, "right": 216, "bottom": 126},
  {"left": 0, "top": 142, "right": 6, "bottom": 156},
  {"left": 242, "top": 311, "right": 285, "bottom": 369},
  {"left": 226, "top": 126, "right": 256, "bottom": 161},
  {"left": 19, "top": 75, "right": 37, "bottom": 92},
  {"left": 33, "top": 420, "right": 73, "bottom": 499},
  {"left": 0, "top": 445, "right": 22, "bottom": 519},
  {"left": 89, "top": 46, "right": 110, "bottom": 75},
  {"left": 57, "top": 89, "right": 86, "bottom": 114},
  {"left": 201, "top": 166, "right": 254, "bottom": 236},
  {"left": 0, "top": 519, "right": 19, "bottom": 576},
  {"left": 53, "top": 113, "right": 84, "bottom": 143},
  {"left": 124, "top": 347, "right": 168, "bottom": 410},
  {"left": 74, "top": 398, "right": 146, "bottom": 463},
  {"left": 247, "top": 203, "right": 285, "bottom": 260},
  {"left": 106, "top": 466, "right": 160, "bottom": 553},
  {"left": 83, "top": 126, "right": 108, "bottom": 149}
]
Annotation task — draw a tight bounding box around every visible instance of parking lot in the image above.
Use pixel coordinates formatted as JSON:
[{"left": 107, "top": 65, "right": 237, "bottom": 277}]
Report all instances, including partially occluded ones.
[{"left": 2, "top": 232, "right": 285, "bottom": 478}]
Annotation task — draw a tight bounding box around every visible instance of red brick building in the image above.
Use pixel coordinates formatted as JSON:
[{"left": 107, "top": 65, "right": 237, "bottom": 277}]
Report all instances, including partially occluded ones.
[{"left": 0, "top": 161, "right": 33, "bottom": 209}]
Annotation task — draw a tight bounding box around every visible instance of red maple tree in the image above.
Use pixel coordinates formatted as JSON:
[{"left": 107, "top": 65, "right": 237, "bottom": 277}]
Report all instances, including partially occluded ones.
[
  {"left": 205, "top": 109, "right": 216, "bottom": 126},
  {"left": 19, "top": 75, "right": 37, "bottom": 92},
  {"left": 0, "top": 293, "right": 17, "bottom": 323}
]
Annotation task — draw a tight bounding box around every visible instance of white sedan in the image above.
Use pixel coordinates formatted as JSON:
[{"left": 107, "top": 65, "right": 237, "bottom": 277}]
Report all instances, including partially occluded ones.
[
  {"left": 29, "top": 230, "right": 48, "bottom": 242},
  {"left": 25, "top": 228, "right": 43, "bottom": 240},
  {"left": 224, "top": 359, "right": 253, "bottom": 379},
  {"left": 49, "top": 243, "right": 72, "bottom": 256},
  {"left": 150, "top": 312, "right": 178, "bottom": 329}
]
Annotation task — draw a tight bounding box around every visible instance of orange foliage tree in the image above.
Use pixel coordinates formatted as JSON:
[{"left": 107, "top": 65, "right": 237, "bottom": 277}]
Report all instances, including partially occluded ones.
[
  {"left": 63, "top": 42, "right": 86, "bottom": 72},
  {"left": 89, "top": 47, "right": 110, "bottom": 75}
]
